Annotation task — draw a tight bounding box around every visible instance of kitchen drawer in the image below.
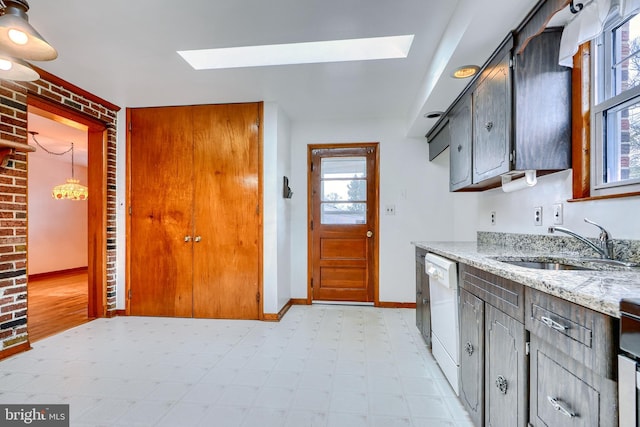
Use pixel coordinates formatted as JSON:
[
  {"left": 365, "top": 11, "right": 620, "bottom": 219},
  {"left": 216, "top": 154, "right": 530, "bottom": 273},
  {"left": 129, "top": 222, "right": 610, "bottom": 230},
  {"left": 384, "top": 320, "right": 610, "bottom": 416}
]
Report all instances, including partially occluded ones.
[
  {"left": 460, "top": 264, "right": 524, "bottom": 322},
  {"left": 529, "top": 337, "right": 617, "bottom": 427},
  {"left": 525, "top": 288, "right": 617, "bottom": 379}
]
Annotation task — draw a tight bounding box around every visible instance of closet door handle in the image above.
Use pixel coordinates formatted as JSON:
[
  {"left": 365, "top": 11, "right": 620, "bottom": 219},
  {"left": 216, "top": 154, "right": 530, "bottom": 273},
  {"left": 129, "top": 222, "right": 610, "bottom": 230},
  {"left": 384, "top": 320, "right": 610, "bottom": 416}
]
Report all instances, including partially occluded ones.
[{"left": 194, "top": 236, "right": 202, "bottom": 243}]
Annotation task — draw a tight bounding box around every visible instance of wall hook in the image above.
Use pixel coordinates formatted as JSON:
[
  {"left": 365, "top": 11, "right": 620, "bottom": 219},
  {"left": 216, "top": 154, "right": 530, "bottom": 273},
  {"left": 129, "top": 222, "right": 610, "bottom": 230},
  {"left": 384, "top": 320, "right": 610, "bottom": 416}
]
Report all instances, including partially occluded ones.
[{"left": 569, "top": 0, "right": 584, "bottom": 14}]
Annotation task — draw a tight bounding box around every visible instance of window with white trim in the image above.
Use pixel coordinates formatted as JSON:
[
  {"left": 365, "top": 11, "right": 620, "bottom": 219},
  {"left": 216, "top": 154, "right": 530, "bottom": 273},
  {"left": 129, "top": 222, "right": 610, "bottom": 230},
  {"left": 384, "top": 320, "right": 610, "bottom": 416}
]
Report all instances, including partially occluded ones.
[{"left": 592, "top": 11, "right": 640, "bottom": 196}]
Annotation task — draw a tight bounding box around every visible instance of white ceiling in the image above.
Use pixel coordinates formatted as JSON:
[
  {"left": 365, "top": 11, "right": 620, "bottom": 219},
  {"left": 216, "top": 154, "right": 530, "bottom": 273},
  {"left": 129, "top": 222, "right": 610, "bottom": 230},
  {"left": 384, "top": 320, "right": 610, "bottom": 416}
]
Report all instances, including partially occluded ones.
[
  {"left": 27, "top": 113, "right": 88, "bottom": 167},
  {"left": 26, "top": 0, "right": 541, "bottom": 141}
]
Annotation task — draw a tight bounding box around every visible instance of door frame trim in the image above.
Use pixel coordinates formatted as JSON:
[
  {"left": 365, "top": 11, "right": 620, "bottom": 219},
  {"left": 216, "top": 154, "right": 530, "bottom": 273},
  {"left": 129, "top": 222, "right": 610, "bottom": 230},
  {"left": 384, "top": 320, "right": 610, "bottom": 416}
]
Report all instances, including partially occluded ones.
[
  {"left": 27, "top": 94, "right": 108, "bottom": 319},
  {"left": 306, "top": 142, "right": 380, "bottom": 306}
]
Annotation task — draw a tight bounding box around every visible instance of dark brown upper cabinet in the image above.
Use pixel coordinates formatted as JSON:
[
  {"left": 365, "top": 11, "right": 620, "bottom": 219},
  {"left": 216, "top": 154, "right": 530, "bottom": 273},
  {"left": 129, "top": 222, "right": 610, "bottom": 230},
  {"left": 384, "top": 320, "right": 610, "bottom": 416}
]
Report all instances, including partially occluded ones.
[
  {"left": 449, "top": 93, "right": 473, "bottom": 191},
  {"left": 472, "top": 38, "right": 513, "bottom": 186},
  {"left": 427, "top": 0, "right": 572, "bottom": 192}
]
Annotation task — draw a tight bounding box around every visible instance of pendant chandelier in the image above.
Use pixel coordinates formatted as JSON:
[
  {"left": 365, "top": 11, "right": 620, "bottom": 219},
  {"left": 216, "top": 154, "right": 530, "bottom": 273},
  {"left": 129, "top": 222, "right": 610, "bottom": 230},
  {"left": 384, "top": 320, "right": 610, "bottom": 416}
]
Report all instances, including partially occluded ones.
[
  {"left": 29, "top": 131, "right": 88, "bottom": 201},
  {"left": 0, "top": 0, "right": 58, "bottom": 81}
]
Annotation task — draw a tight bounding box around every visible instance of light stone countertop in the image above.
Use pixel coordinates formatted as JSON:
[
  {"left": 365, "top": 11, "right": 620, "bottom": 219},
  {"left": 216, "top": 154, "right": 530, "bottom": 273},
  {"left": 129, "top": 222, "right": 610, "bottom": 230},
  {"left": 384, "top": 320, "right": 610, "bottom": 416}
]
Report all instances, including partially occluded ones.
[{"left": 413, "top": 241, "right": 640, "bottom": 318}]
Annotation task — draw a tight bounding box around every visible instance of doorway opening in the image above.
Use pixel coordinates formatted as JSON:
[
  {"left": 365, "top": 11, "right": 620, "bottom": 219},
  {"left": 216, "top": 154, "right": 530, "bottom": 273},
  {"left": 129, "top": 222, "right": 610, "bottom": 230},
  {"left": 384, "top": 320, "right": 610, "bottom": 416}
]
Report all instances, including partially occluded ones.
[
  {"left": 26, "top": 95, "right": 109, "bottom": 341},
  {"left": 27, "top": 111, "right": 90, "bottom": 341},
  {"left": 307, "top": 143, "right": 379, "bottom": 305}
]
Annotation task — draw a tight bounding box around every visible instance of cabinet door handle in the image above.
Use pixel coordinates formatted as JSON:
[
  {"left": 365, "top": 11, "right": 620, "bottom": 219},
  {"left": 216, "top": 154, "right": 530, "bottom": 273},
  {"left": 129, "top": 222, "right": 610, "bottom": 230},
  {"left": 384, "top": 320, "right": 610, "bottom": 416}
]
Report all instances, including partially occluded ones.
[
  {"left": 465, "top": 342, "right": 474, "bottom": 356},
  {"left": 423, "top": 298, "right": 429, "bottom": 305},
  {"left": 194, "top": 236, "right": 202, "bottom": 243},
  {"left": 540, "top": 316, "right": 569, "bottom": 332},
  {"left": 184, "top": 236, "right": 192, "bottom": 242},
  {"left": 547, "top": 396, "right": 576, "bottom": 418},
  {"left": 485, "top": 121, "right": 493, "bottom": 132},
  {"left": 457, "top": 144, "right": 463, "bottom": 152},
  {"left": 495, "top": 375, "right": 508, "bottom": 394}
]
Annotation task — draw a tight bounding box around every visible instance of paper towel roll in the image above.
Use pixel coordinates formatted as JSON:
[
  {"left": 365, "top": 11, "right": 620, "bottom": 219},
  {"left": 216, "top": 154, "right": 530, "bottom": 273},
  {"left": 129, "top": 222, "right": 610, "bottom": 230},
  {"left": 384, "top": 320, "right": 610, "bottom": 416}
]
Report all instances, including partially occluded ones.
[{"left": 501, "top": 170, "right": 537, "bottom": 193}]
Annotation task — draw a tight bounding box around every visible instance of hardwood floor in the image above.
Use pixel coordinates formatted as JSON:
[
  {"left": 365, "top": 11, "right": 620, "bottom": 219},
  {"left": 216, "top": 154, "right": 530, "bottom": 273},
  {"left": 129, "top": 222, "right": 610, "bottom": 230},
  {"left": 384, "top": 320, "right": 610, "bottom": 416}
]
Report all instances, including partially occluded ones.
[{"left": 28, "top": 269, "right": 92, "bottom": 342}]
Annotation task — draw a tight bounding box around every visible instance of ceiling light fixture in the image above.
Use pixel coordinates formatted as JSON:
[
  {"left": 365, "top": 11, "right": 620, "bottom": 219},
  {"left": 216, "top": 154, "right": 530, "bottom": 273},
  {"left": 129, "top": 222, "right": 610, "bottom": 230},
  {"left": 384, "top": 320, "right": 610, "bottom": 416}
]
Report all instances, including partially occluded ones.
[
  {"left": 452, "top": 65, "right": 480, "bottom": 79},
  {"left": 29, "top": 131, "right": 88, "bottom": 201},
  {"left": 0, "top": 0, "right": 57, "bottom": 81},
  {"left": 178, "top": 35, "right": 415, "bottom": 70},
  {"left": 0, "top": 54, "right": 38, "bottom": 80},
  {"left": 424, "top": 111, "right": 444, "bottom": 119},
  {"left": 0, "top": 0, "right": 57, "bottom": 60}
]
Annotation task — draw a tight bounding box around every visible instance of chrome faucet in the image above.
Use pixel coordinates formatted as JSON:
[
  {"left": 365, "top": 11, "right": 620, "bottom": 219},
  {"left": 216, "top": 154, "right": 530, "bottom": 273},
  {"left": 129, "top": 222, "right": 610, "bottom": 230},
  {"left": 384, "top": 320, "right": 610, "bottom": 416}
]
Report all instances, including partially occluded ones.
[{"left": 548, "top": 218, "right": 614, "bottom": 260}]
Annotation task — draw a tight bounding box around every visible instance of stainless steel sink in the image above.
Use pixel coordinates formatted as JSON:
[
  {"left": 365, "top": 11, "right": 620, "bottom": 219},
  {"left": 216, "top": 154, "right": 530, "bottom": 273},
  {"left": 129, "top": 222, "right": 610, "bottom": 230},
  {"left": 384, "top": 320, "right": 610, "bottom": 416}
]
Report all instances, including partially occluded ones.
[{"left": 499, "top": 260, "right": 592, "bottom": 271}]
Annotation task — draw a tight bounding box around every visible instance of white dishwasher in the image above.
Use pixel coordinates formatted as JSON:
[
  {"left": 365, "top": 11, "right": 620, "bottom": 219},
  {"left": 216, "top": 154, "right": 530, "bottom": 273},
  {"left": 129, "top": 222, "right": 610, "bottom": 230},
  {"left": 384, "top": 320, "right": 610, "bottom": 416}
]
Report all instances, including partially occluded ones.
[{"left": 425, "top": 252, "right": 460, "bottom": 396}]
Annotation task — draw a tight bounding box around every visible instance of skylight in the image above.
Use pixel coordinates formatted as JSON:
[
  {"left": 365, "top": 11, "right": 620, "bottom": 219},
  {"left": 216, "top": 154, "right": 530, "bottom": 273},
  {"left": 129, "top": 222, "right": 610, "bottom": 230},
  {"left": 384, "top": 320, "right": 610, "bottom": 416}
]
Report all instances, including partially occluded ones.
[{"left": 177, "top": 35, "right": 415, "bottom": 70}]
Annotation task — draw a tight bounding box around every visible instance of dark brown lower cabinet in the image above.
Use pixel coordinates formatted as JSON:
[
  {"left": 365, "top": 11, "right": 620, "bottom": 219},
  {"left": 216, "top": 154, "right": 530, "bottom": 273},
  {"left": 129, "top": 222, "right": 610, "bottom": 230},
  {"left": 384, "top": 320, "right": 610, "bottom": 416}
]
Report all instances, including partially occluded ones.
[
  {"left": 529, "top": 337, "right": 617, "bottom": 426},
  {"left": 459, "top": 288, "right": 484, "bottom": 427},
  {"left": 459, "top": 265, "right": 527, "bottom": 427},
  {"left": 526, "top": 288, "right": 618, "bottom": 427},
  {"left": 485, "top": 304, "right": 527, "bottom": 427},
  {"left": 453, "top": 262, "right": 620, "bottom": 427},
  {"left": 415, "top": 247, "right": 431, "bottom": 346}
]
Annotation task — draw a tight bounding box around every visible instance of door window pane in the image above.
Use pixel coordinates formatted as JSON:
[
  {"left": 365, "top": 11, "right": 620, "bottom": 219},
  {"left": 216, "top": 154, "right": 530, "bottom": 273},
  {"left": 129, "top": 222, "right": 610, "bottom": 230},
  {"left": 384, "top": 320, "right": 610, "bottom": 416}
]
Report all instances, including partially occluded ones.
[
  {"left": 320, "top": 156, "right": 367, "bottom": 224},
  {"left": 321, "top": 157, "right": 366, "bottom": 179},
  {"left": 321, "top": 203, "right": 366, "bottom": 224},
  {"left": 322, "top": 180, "right": 367, "bottom": 202}
]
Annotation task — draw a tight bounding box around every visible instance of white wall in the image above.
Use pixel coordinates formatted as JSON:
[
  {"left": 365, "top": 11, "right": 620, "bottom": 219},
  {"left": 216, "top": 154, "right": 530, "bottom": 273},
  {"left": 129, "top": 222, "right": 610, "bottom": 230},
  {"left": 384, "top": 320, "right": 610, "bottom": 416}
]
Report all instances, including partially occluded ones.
[
  {"left": 27, "top": 153, "right": 88, "bottom": 275},
  {"left": 290, "top": 118, "right": 477, "bottom": 304},
  {"left": 276, "top": 106, "right": 293, "bottom": 311},
  {"left": 476, "top": 170, "right": 640, "bottom": 240},
  {"left": 263, "top": 103, "right": 293, "bottom": 314}
]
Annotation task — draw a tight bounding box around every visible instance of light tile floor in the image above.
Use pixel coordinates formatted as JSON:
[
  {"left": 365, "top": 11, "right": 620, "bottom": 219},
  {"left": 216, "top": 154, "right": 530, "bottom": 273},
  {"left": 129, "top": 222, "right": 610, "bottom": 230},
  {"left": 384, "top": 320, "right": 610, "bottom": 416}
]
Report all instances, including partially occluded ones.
[{"left": 0, "top": 305, "right": 473, "bottom": 427}]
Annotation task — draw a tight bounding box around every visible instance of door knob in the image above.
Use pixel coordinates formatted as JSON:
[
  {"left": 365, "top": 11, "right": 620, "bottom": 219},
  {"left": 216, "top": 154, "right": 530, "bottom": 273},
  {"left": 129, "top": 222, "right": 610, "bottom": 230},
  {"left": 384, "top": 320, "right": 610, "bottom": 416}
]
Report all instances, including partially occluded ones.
[
  {"left": 184, "top": 236, "right": 191, "bottom": 242},
  {"left": 366, "top": 231, "right": 373, "bottom": 238},
  {"left": 194, "top": 236, "right": 202, "bottom": 242}
]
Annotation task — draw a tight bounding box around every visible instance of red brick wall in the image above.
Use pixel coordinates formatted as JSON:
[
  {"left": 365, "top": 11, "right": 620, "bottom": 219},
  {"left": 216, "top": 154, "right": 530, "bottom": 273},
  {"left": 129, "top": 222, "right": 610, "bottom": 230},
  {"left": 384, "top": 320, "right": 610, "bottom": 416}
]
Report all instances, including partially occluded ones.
[{"left": 0, "top": 78, "right": 118, "bottom": 353}]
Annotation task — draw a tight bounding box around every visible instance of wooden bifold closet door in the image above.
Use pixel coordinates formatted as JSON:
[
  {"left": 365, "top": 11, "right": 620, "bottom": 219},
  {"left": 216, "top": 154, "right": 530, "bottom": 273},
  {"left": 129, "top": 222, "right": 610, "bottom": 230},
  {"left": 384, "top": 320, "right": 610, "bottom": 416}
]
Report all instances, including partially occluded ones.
[{"left": 128, "top": 103, "right": 262, "bottom": 319}]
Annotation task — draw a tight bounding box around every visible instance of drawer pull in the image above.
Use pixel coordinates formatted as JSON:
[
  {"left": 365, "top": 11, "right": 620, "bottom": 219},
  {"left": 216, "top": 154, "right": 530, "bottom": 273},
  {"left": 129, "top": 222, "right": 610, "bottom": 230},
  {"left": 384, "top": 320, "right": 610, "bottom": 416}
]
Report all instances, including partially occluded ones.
[
  {"left": 541, "top": 316, "right": 569, "bottom": 332},
  {"left": 495, "top": 375, "right": 508, "bottom": 394},
  {"left": 465, "top": 342, "right": 474, "bottom": 356},
  {"left": 547, "top": 396, "right": 576, "bottom": 418}
]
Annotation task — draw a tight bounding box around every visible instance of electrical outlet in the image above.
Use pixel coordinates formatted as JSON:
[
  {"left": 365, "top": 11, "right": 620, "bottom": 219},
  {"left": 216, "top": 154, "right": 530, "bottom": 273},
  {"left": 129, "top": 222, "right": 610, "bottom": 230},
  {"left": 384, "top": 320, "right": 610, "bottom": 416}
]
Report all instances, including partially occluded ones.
[
  {"left": 385, "top": 205, "right": 396, "bottom": 215},
  {"left": 534, "top": 206, "right": 542, "bottom": 226},
  {"left": 553, "top": 203, "right": 563, "bottom": 225},
  {"left": 491, "top": 211, "right": 496, "bottom": 225}
]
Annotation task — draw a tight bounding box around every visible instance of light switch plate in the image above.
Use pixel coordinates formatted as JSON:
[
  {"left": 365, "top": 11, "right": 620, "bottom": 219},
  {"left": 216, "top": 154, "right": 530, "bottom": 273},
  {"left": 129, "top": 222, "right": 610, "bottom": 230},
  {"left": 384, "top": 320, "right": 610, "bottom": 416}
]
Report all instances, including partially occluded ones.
[{"left": 553, "top": 203, "right": 563, "bottom": 225}]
